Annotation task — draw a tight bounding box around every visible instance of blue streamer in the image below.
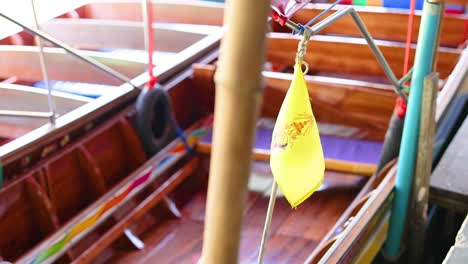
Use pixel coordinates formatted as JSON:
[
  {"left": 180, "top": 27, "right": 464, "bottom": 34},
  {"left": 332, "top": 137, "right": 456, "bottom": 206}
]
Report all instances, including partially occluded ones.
[{"left": 172, "top": 117, "right": 192, "bottom": 153}]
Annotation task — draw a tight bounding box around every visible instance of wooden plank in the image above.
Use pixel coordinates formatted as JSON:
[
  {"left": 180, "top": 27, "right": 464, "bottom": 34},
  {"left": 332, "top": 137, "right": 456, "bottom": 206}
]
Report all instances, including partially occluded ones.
[
  {"left": 0, "top": 83, "right": 89, "bottom": 139},
  {"left": 104, "top": 218, "right": 204, "bottom": 264},
  {"left": 0, "top": 0, "right": 87, "bottom": 40},
  {"left": 81, "top": 0, "right": 224, "bottom": 26},
  {"left": 431, "top": 116, "right": 468, "bottom": 212},
  {"left": 181, "top": 188, "right": 260, "bottom": 222},
  {"left": 197, "top": 142, "right": 377, "bottom": 176},
  {"left": 266, "top": 33, "right": 461, "bottom": 80},
  {"left": 276, "top": 189, "right": 358, "bottom": 241},
  {"left": 316, "top": 166, "right": 395, "bottom": 263},
  {"left": 436, "top": 49, "right": 468, "bottom": 122},
  {"left": 0, "top": 83, "right": 89, "bottom": 112},
  {"left": 0, "top": 46, "right": 145, "bottom": 84},
  {"left": 408, "top": 73, "right": 438, "bottom": 262},
  {"left": 286, "top": 4, "right": 467, "bottom": 47},
  {"left": 246, "top": 234, "right": 318, "bottom": 263},
  {"left": 40, "top": 19, "right": 208, "bottom": 52}
]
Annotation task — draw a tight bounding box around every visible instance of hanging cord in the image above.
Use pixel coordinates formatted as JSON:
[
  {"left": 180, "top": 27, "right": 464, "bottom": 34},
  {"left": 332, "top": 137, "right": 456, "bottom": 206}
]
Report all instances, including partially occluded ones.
[
  {"left": 142, "top": 0, "right": 158, "bottom": 89},
  {"left": 295, "top": 27, "right": 312, "bottom": 74},
  {"left": 403, "top": 0, "right": 416, "bottom": 77},
  {"left": 393, "top": 0, "right": 417, "bottom": 118}
]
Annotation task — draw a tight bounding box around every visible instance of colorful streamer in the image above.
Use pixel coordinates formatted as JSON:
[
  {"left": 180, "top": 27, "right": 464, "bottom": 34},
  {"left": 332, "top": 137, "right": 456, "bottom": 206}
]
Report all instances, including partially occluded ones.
[{"left": 30, "top": 128, "right": 208, "bottom": 264}]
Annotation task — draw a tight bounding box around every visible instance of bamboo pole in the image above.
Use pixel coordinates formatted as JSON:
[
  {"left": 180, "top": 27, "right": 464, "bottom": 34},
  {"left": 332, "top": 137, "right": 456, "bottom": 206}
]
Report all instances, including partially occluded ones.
[
  {"left": 408, "top": 73, "right": 438, "bottom": 264},
  {"left": 201, "top": 0, "right": 271, "bottom": 263}
]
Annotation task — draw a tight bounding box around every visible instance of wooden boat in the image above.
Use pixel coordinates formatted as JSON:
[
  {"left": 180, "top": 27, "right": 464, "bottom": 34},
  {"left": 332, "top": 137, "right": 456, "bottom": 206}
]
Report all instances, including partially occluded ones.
[
  {"left": 0, "top": 1, "right": 467, "bottom": 263},
  {"left": 0, "top": 1, "right": 222, "bottom": 144}
]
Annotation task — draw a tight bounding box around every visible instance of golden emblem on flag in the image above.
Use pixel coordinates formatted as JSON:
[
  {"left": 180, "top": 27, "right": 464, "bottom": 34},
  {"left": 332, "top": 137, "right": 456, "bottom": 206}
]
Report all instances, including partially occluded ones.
[{"left": 272, "top": 112, "right": 316, "bottom": 152}]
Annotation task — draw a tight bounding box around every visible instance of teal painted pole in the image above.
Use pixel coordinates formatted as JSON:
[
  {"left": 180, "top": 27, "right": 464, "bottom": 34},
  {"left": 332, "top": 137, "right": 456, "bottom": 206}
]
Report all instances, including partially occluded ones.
[{"left": 384, "top": 1, "right": 442, "bottom": 258}]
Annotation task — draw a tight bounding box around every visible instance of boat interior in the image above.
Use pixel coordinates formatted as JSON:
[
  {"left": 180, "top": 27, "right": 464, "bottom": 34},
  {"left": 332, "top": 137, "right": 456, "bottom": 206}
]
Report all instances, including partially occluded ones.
[{"left": 0, "top": 1, "right": 466, "bottom": 263}]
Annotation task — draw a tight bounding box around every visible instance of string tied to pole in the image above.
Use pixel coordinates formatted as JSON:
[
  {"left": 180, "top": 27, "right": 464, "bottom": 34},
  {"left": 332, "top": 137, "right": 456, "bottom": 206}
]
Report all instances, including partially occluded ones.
[
  {"left": 295, "top": 27, "right": 312, "bottom": 74},
  {"left": 291, "top": 23, "right": 305, "bottom": 35},
  {"left": 142, "top": 0, "right": 158, "bottom": 90}
]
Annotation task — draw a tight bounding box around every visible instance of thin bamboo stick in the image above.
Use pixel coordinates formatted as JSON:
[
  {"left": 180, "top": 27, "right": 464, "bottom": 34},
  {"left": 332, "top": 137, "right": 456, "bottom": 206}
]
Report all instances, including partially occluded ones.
[
  {"left": 201, "top": 0, "right": 271, "bottom": 263},
  {"left": 408, "top": 73, "right": 438, "bottom": 264}
]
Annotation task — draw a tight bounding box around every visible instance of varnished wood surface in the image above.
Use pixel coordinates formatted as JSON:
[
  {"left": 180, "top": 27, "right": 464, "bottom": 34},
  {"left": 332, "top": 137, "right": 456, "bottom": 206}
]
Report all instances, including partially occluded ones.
[
  {"left": 94, "top": 169, "right": 362, "bottom": 264},
  {"left": 266, "top": 33, "right": 461, "bottom": 81},
  {"left": 0, "top": 46, "right": 145, "bottom": 85},
  {"left": 0, "top": 83, "right": 90, "bottom": 139},
  {"left": 0, "top": 0, "right": 88, "bottom": 40},
  {"left": 192, "top": 63, "right": 395, "bottom": 141},
  {"left": 73, "top": 158, "right": 200, "bottom": 264},
  {"left": 80, "top": 0, "right": 224, "bottom": 26},
  {"left": 77, "top": 0, "right": 467, "bottom": 50},
  {"left": 282, "top": 4, "right": 468, "bottom": 47},
  {"left": 197, "top": 142, "right": 377, "bottom": 176},
  {"left": 39, "top": 19, "right": 210, "bottom": 52}
]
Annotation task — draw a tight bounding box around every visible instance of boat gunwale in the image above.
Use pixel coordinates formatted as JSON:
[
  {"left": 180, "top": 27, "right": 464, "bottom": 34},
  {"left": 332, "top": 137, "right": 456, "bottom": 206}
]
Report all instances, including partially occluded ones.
[
  {"left": 317, "top": 163, "right": 396, "bottom": 263},
  {"left": 15, "top": 122, "right": 204, "bottom": 264}
]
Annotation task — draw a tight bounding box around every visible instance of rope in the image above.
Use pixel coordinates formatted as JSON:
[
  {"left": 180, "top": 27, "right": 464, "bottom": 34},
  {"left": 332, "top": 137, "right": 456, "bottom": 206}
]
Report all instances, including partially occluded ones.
[
  {"left": 395, "top": 0, "right": 417, "bottom": 117},
  {"left": 403, "top": 0, "right": 416, "bottom": 77},
  {"left": 141, "top": 0, "right": 190, "bottom": 151},
  {"left": 144, "top": 0, "right": 158, "bottom": 89},
  {"left": 295, "top": 27, "right": 312, "bottom": 74}
]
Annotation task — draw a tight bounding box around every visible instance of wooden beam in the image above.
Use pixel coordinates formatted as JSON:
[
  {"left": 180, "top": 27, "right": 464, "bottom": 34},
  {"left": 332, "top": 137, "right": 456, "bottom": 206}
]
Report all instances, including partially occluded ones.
[
  {"left": 40, "top": 19, "right": 210, "bottom": 52},
  {"left": 266, "top": 33, "right": 461, "bottom": 80},
  {"left": 408, "top": 73, "right": 438, "bottom": 263},
  {"left": 0, "top": 83, "right": 89, "bottom": 112},
  {"left": 283, "top": 4, "right": 467, "bottom": 47},
  {"left": 81, "top": 0, "right": 224, "bottom": 26},
  {"left": 0, "top": 46, "right": 145, "bottom": 84},
  {"left": 192, "top": 64, "right": 396, "bottom": 141}
]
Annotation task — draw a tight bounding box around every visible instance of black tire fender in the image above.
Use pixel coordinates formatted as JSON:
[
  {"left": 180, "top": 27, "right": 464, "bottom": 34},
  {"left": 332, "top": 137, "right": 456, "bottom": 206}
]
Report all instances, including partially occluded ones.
[{"left": 135, "top": 86, "right": 177, "bottom": 156}]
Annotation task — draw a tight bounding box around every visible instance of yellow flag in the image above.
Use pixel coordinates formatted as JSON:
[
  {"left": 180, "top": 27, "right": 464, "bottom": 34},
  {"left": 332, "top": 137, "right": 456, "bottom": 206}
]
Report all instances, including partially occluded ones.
[{"left": 270, "top": 59, "right": 325, "bottom": 208}]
